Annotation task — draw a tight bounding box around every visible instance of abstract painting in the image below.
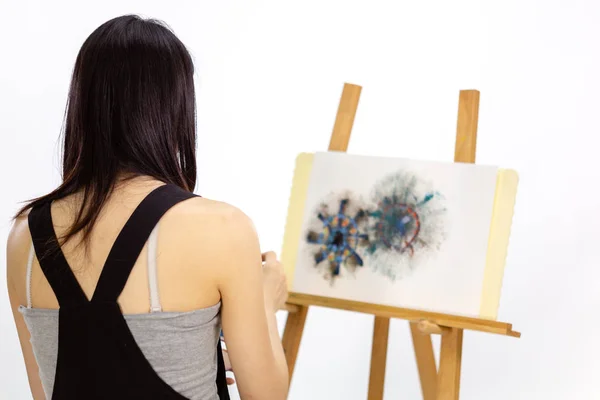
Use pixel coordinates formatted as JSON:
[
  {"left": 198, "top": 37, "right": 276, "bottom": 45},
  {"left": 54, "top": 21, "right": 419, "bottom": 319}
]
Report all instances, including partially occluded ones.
[
  {"left": 292, "top": 151, "right": 500, "bottom": 317},
  {"left": 304, "top": 171, "right": 447, "bottom": 283}
]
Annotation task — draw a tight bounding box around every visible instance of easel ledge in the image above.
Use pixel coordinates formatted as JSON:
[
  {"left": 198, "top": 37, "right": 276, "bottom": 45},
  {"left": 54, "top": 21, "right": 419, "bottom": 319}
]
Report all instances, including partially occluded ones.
[{"left": 284, "top": 293, "right": 520, "bottom": 338}]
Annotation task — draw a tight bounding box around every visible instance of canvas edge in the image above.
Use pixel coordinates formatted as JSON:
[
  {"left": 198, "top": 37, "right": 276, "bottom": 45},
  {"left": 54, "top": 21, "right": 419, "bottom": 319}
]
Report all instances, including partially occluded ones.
[
  {"left": 478, "top": 169, "right": 520, "bottom": 320},
  {"left": 280, "top": 152, "right": 315, "bottom": 291}
]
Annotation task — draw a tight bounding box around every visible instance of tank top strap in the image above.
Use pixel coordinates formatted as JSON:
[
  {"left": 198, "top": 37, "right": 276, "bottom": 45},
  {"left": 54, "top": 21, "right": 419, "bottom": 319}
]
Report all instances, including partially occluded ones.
[
  {"left": 147, "top": 223, "right": 162, "bottom": 312},
  {"left": 28, "top": 202, "right": 89, "bottom": 307},
  {"left": 92, "top": 184, "right": 197, "bottom": 304},
  {"left": 25, "top": 242, "right": 35, "bottom": 308}
]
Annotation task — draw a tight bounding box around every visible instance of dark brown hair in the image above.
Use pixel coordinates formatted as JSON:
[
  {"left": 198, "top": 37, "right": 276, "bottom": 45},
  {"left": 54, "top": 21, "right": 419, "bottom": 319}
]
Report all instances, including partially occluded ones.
[{"left": 16, "top": 15, "right": 197, "bottom": 246}]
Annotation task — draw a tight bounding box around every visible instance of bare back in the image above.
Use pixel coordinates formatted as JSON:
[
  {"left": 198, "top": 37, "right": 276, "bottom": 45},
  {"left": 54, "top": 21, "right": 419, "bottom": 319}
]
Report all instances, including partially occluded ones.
[{"left": 11, "top": 179, "right": 223, "bottom": 314}]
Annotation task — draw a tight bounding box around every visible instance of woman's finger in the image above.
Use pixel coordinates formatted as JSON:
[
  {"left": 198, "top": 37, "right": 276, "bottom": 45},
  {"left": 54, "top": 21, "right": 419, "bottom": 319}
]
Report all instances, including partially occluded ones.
[{"left": 262, "top": 251, "right": 277, "bottom": 263}]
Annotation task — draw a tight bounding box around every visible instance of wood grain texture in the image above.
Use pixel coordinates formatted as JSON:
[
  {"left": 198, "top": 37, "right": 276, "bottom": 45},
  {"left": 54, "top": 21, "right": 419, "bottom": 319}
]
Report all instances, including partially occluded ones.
[
  {"left": 281, "top": 305, "right": 309, "bottom": 378},
  {"left": 454, "top": 90, "right": 480, "bottom": 164},
  {"left": 410, "top": 322, "right": 438, "bottom": 400},
  {"left": 367, "top": 316, "right": 390, "bottom": 400},
  {"left": 287, "top": 292, "right": 519, "bottom": 337},
  {"left": 436, "top": 328, "right": 464, "bottom": 400},
  {"left": 328, "top": 83, "right": 362, "bottom": 152}
]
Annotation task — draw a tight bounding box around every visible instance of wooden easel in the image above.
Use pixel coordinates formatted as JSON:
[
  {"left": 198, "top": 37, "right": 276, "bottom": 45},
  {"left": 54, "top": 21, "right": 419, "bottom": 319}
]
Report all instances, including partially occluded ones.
[{"left": 281, "top": 83, "right": 520, "bottom": 400}]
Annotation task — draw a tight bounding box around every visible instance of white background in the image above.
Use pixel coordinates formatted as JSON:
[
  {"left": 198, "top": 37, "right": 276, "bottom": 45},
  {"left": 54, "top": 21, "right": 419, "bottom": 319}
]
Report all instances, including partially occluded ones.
[
  {"left": 293, "top": 152, "right": 498, "bottom": 318},
  {"left": 1, "top": 1, "right": 598, "bottom": 399}
]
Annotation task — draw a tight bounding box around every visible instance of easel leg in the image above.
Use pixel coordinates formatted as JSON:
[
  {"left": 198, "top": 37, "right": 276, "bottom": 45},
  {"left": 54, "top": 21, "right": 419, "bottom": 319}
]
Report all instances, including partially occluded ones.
[
  {"left": 280, "top": 83, "right": 362, "bottom": 396},
  {"left": 436, "top": 328, "right": 463, "bottom": 400},
  {"left": 434, "top": 89, "right": 476, "bottom": 400},
  {"left": 410, "top": 322, "right": 438, "bottom": 400},
  {"left": 367, "top": 316, "right": 390, "bottom": 400},
  {"left": 281, "top": 305, "right": 309, "bottom": 379}
]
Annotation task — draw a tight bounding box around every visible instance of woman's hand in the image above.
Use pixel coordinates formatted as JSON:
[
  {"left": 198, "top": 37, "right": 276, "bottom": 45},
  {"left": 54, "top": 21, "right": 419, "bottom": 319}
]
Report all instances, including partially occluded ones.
[{"left": 261, "top": 252, "right": 288, "bottom": 312}]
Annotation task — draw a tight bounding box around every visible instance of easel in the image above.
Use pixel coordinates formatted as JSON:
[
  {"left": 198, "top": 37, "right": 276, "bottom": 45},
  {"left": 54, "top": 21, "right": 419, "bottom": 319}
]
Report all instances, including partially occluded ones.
[{"left": 281, "top": 83, "right": 520, "bottom": 400}]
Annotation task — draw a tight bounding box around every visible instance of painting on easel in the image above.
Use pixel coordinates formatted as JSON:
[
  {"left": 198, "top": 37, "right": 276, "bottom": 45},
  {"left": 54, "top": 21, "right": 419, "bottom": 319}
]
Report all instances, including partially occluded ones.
[{"left": 288, "top": 151, "right": 517, "bottom": 319}]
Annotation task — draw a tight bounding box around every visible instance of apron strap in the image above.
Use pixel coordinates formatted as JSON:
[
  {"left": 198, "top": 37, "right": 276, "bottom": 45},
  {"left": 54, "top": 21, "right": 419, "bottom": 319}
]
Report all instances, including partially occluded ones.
[
  {"left": 92, "top": 184, "right": 196, "bottom": 303},
  {"left": 29, "top": 202, "right": 89, "bottom": 307}
]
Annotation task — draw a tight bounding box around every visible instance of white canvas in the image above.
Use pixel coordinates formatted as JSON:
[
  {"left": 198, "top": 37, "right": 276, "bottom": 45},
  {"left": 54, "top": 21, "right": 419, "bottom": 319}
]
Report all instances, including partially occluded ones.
[{"left": 292, "top": 151, "right": 498, "bottom": 317}]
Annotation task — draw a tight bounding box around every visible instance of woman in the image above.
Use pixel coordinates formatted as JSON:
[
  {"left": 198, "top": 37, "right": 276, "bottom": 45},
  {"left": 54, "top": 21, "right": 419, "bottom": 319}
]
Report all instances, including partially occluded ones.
[{"left": 5, "top": 15, "right": 289, "bottom": 400}]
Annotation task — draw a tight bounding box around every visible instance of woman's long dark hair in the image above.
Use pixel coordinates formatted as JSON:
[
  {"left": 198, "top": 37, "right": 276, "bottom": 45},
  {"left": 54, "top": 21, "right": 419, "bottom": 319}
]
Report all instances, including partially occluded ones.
[{"left": 15, "top": 15, "right": 197, "bottom": 246}]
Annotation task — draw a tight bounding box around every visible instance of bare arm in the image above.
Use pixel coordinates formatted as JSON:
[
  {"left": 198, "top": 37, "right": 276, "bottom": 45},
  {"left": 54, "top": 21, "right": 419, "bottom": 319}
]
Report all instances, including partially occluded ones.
[
  {"left": 6, "top": 218, "right": 46, "bottom": 400},
  {"left": 213, "top": 208, "right": 289, "bottom": 400}
]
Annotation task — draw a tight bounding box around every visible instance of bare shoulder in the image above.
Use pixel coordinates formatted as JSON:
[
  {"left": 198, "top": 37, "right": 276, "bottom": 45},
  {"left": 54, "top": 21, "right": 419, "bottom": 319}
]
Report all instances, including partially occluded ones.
[
  {"left": 6, "top": 212, "right": 31, "bottom": 293},
  {"left": 7, "top": 212, "right": 31, "bottom": 261},
  {"left": 165, "top": 196, "right": 257, "bottom": 236},
  {"left": 159, "top": 197, "right": 261, "bottom": 274}
]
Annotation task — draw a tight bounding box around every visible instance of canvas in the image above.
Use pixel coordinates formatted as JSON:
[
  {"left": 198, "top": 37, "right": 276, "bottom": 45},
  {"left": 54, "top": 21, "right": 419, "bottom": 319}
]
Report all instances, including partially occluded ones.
[{"left": 286, "top": 151, "right": 514, "bottom": 318}]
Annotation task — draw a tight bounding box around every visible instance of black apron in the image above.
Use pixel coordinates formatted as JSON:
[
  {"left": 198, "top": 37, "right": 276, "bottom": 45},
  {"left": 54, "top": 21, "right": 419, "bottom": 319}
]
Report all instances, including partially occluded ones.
[{"left": 28, "top": 184, "right": 230, "bottom": 400}]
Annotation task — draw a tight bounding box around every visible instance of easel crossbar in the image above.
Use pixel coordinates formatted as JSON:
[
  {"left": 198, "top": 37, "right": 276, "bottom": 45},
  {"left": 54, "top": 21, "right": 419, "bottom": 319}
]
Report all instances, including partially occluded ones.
[{"left": 287, "top": 293, "right": 520, "bottom": 337}]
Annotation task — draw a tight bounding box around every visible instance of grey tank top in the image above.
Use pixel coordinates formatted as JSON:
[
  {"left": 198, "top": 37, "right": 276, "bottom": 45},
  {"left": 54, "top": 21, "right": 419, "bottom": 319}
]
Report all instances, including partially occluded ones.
[{"left": 18, "top": 223, "right": 222, "bottom": 400}]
